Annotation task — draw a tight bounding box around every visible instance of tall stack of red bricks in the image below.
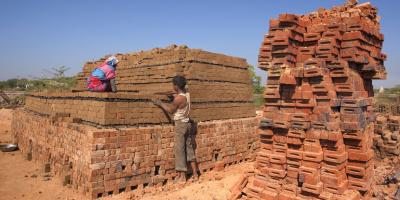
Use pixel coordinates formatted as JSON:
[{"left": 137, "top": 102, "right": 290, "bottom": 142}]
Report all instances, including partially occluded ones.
[{"left": 235, "top": 1, "right": 386, "bottom": 199}]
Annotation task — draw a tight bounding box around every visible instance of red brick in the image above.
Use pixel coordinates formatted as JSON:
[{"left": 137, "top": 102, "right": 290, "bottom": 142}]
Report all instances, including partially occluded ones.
[
  {"left": 299, "top": 166, "right": 320, "bottom": 185},
  {"left": 301, "top": 182, "right": 323, "bottom": 195}
]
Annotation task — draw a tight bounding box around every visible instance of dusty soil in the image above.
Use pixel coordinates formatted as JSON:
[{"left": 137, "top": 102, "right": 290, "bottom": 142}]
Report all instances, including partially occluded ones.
[
  {"left": 0, "top": 108, "right": 13, "bottom": 143},
  {"left": 0, "top": 109, "right": 250, "bottom": 200},
  {"left": 372, "top": 157, "right": 400, "bottom": 199}
]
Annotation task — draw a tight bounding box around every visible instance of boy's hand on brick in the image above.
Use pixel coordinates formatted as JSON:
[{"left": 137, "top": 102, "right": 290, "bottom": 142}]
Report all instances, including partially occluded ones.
[{"left": 151, "top": 99, "right": 162, "bottom": 106}]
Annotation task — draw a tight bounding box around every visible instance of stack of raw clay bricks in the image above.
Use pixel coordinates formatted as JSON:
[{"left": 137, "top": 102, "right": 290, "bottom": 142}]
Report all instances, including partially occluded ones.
[
  {"left": 236, "top": 1, "right": 387, "bottom": 199},
  {"left": 18, "top": 45, "right": 260, "bottom": 199},
  {"left": 25, "top": 45, "right": 255, "bottom": 125},
  {"left": 75, "top": 44, "right": 253, "bottom": 104},
  {"left": 13, "top": 109, "right": 259, "bottom": 199},
  {"left": 374, "top": 114, "right": 400, "bottom": 157}
]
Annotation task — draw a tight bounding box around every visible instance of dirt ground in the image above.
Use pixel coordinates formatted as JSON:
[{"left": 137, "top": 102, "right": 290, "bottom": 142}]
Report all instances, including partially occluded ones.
[{"left": 0, "top": 108, "right": 249, "bottom": 200}]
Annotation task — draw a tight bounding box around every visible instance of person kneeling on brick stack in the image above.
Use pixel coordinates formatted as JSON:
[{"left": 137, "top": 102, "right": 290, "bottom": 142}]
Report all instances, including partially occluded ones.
[
  {"left": 87, "top": 56, "right": 119, "bottom": 92},
  {"left": 152, "top": 75, "right": 199, "bottom": 182}
]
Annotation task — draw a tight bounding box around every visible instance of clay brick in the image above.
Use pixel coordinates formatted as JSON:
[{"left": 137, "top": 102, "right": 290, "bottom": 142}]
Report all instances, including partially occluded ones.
[
  {"left": 279, "top": 184, "right": 298, "bottom": 200},
  {"left": 303, "top": 139, "right": 322, "bottom": 152},
  {"left": 287, "top": 149, "right": 302, "bottom": 160},
  {"left": 287, "top": 165, "right": 299, "bottom": 179},
  {"left": 301, "top": 182, "right": 323, "bottom": 195},
  {"left": 348, "top": 178, "right": 372, "bottom": 192},
  {"left": 245, "top": 185, "right": 264, "bottom": 198},
  {"left": 260, "top": 189, "right": 279, "bottom": 200},
  {"left": 253, "top": 174, "right": 269, "bottom": 188},
  {"left": 322, "top": 31, "right": 342, "bottom": 40},
  {"left": 327, "top": 22, "right": 345, "bottom": 32},
  {"left": 279, "top": 70, "right": 297, "bottom": 85},
  {"left": 347, "top": 149, "right": 374, "bottom": 162},
  {"left": 279, "top": 13, "right": 298, "bottom": 24},
  {"left": 346, "top": 164, "right": 373, "bottom": 177},
  {"left": 302, "top": 150, "right": 323, "bottom": 162},
  {"left": 286, "top": 137, "right": 302, "bottom": 145},
  {"left": 308, "top": 23, "right": 327, "bottom": 33},
  {"left": 299, "top": 166, "right": 320, "bottom": 185},
  {"left": 270, "top": 153, "right": 287, "bottom": 164},
  {"left": 269, "top": 168, "right": 287, "bottom": 179},
  {"left": 323, "top": 149, "right": 348, "bottom": 163},
  {"left": 304, "top": 32, "right": 321, "bottom": 42},
  {"left": 298, "top": 47, "right": 315, "bottom": 55},
  {"left": 324, "top": 180, "right": 348, "bottom": 195},
  {"left": 316, "top": 45, "right": 339, "bottom": 55}
]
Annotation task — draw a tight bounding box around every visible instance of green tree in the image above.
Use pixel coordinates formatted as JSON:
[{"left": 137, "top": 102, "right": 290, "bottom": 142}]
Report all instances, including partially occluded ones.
[
  {"left": 248, "top": 65, "right": 264, "bottom": 94},
  {"left": 43, "top": 66, "right": 70, "bottom": 78},
  {"left": 248, "top": 65, "right": 265, "bottom": 107},
  {"left": 6, "top": 79, "right": 18, "bottom": 88}
]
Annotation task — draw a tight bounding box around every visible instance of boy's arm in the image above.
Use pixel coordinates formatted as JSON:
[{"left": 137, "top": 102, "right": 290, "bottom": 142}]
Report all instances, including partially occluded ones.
[{"left": 153, "top": 96, "right": 184, "bottom": 114}]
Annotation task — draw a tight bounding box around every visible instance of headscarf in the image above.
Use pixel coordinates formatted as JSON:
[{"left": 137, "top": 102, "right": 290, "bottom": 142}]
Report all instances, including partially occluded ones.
[
  {"left": 90, "top": 56, "right": 118, "bottom": 80},
  {"left": 105, "top": 56, "right": 119, "bottom": 66}
]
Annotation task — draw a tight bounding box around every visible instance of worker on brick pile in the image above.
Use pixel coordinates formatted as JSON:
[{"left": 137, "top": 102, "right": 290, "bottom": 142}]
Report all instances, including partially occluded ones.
[
  {"left": 152, "top": 76, "right": 199, "bottom": 182},
  {"left": 87, "top": 56, "right": 118, "bottom": 92}
]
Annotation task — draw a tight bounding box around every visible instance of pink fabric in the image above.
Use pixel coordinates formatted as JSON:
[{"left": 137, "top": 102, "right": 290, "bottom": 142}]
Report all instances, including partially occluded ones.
[
  {"left": 87, "top": 76, "right": 107, "bottom": 92},
  {"left": 98, "top": 63, "right": 116, "bottom": 80}
]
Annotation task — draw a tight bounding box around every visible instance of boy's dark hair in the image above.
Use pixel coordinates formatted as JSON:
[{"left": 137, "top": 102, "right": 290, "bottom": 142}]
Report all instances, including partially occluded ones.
[{"left": 172, "top": 76, "right": 187, "bottom": 90}]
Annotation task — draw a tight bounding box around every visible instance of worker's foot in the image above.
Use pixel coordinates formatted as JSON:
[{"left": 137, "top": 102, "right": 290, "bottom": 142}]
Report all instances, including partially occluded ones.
[
  {"left": 187, "top": 173, "right": 199, "bottom": 183},
  {"left": 192, "top": 172, "right": 199, "bottom": 181},
  {"left": 177, "top": 172, "right": 186, "bottom": 183}
]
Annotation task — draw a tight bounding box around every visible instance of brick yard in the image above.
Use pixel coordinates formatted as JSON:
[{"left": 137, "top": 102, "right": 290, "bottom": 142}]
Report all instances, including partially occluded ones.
[
  {"left": 11, "top": 46, "right": 260, "bottom": 199},
  {"left": 1, "top": 1, "right": 400, "bottom": 200}
]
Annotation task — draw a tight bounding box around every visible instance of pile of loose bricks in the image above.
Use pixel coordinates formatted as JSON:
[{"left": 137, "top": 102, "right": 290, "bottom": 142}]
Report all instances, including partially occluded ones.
[
  {"left": 13, "top": 45, "right": 259, "bottom": 199},
  {"left": 231, "top": 1, "right": 387, "bottom": 199},
  {"left": 374, "top": 114, "right": 400, "bottom": 158},
  {"left": 374, "top": 103, "right": 400, "bottom": 116}
]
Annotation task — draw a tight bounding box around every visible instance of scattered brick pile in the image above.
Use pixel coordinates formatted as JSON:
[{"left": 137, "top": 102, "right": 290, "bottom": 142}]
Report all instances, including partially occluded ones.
[
  {"left": 13, "top": 109, "right": 258, "bottom": 199},
  {"left": 374, "top": 114, "right": 400, "bottom": 157},
  {"left": 233, "top": 1, "right": 387, "bottom": 199},
  {"left": 374, "top": 103, "right": 400, "bottom": 116},
  {"left": 0, "top": 91, "right": 24, "bottom": 108}
]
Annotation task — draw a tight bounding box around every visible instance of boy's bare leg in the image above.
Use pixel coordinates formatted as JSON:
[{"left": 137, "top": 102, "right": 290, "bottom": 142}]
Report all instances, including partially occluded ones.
[
  {"left": 190, "top": 161, "right": 199, "bottom": 180},
  {"left": 178, "top": 171, "right": 186, "bottom": 182}
]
